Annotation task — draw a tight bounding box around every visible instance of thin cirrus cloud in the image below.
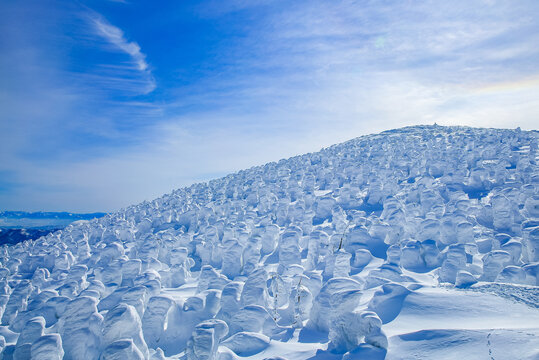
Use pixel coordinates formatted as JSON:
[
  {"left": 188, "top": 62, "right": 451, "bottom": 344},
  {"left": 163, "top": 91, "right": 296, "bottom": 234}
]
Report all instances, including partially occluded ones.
[
  {"left": 0, "top": 0, "right": 538, "bottom": 212},
  {"left": 91, "top": 15, "right": 148, "bottom": 72},
  {"left": 86, "top": 12, "right": 156, "bottom": 94}
]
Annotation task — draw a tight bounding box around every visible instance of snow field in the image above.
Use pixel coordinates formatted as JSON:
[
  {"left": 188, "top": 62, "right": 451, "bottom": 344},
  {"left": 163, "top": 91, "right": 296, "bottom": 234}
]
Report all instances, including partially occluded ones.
[{"left": 0, "top": 125, "right": 538, "bottom": 359}]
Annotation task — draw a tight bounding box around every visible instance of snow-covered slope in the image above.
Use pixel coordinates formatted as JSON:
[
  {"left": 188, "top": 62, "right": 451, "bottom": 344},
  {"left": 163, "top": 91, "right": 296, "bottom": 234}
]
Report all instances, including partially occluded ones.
[{"left": 1, "top": 125, "right": 538, "bottom": 360}]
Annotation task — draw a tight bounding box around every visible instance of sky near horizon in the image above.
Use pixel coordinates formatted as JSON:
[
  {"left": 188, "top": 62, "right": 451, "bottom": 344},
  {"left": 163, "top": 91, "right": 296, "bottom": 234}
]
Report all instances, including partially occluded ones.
[{"left": 1, "top": 0, "right": 538, "bottom": 212}]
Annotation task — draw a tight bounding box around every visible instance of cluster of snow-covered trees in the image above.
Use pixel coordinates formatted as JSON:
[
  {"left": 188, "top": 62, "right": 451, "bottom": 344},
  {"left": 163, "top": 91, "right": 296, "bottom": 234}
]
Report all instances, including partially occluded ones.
[{"left": 0, "top": 125, "right": 537, "bottom": 359}]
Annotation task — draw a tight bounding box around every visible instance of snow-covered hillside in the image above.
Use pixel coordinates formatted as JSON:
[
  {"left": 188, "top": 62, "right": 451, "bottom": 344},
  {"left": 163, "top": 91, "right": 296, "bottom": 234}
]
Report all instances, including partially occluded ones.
[{"left": 1, "top": 125, "right": 538, "bottom": 360}]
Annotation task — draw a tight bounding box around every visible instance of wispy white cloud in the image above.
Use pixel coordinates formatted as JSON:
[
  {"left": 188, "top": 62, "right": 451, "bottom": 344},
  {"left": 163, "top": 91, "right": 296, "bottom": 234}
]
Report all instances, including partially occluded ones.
[
  {"left": 88, "top": 13, "right": 156, "bottom": 93},
  {"left": 0, "top": 1, "right": 160, "bottom": 188},
  {"left": 92, "top": 16, "right": 147, "bottom": 70},
  {"left": 180, "top": 0, "right": 539, "bottom": 124}
]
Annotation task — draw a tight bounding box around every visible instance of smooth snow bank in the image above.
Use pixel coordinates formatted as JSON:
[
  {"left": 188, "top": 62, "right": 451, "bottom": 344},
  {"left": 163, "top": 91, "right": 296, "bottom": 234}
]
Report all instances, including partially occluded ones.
[
  {"left": 384, "top": 285, "right": 539, "bottom": 337},
  {"left": 384, "top": 284, "right": 539, "bottom": 360},
  {"left": 388, "top": 328, "right": 539, "bottom": 360}
]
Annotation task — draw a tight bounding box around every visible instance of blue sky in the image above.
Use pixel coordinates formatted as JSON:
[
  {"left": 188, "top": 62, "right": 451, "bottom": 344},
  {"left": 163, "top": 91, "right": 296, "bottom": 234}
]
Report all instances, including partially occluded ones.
[{"left": 1, "top": 0, "right": 538, "bottom": 212}]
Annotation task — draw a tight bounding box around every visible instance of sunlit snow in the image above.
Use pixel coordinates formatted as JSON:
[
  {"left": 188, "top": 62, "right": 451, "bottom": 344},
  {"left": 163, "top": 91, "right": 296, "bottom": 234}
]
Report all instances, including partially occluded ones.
[{"left": 1, "top": 125, "right": 538, "bottom": 359}]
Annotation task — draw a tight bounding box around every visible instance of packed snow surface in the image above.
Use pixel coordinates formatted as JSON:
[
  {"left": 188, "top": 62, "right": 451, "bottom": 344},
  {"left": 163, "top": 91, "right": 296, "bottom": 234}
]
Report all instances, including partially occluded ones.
[{"left": 1, "top": 125, "right": 538, "bottom": 359}]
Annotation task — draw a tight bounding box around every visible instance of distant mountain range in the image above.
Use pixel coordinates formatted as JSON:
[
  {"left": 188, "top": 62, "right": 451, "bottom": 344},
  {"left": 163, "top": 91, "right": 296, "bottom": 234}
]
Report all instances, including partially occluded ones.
[
  {"left": 0, "top": 211, "right": 106, "bottom": 245},
  {"left": 0, "top": 211, "right": 106, "bottom": 223}
]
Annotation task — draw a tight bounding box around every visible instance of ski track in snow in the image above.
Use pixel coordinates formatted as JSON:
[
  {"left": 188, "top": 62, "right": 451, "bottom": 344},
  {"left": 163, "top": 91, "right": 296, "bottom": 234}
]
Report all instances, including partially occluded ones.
[{"left": 0, "top": 125, "right": 538, "bottom": 359}]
